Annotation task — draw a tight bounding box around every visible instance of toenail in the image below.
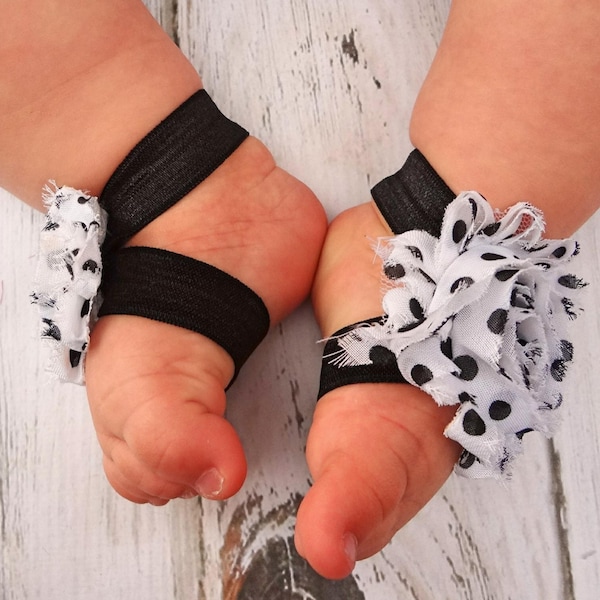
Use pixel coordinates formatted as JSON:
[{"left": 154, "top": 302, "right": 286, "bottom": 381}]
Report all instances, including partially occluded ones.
[
  {"left": 343, "top": 533, "right": 358, "bottom": 566},
  {"left": 179, "top": 489, "right": 198, "bottom": 500},
  {"left": 194, "top": 468, "right": 224, "bottom": 499},
  {"left": 148, "top": 498, "right": 168, "bottom": 507}
]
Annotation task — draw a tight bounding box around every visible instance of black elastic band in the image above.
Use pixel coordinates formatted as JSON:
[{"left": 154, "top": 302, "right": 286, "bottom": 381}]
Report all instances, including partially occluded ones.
[
  {"left": 317, "top": 317, "right": 407, "bottom": 399},
  {"left": 318, "top": 150, "right": 454, "bottom": 397},
  {"left": 98, "top": 247, "right": 270, "bottom": 380},
  {"left": 371, "top": 149, "right": 455, "bottom": 236},
  {"left": 94, "top": 90, "right": 269, "bottom": 383},
  {"left": 99, "top": 89, "right": 249, "bottom": 251}
]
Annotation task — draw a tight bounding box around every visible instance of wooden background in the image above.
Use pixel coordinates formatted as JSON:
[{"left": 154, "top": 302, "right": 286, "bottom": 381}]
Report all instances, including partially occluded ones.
[{"left": 2, "top": 1, "right": 600, "bottom": 598}]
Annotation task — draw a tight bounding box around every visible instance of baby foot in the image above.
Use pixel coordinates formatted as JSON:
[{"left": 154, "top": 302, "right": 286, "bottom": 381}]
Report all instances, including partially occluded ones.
[
  {"left": 295, "top": 202, "right": 461, "bottom": 579},
  {"left": 85, "top": 135, "right": 327, "bottom": 505}
]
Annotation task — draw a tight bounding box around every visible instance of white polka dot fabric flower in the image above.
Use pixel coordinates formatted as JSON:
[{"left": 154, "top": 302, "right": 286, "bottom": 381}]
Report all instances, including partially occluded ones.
[
  {"left": 32, "top": 184, "right": 108, "bottom": 384},
  {"left": 336, "top": 192, "right": 585, "bottom": 478}
]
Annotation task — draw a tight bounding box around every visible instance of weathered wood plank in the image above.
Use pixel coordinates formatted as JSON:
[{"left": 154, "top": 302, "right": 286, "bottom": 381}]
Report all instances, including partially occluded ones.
[{"left": 551, "top": 214, "right": 600, "bottom": 600}]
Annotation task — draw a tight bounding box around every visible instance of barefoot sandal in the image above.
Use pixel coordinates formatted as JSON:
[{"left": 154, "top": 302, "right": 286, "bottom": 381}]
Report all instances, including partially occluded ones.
[
  {"left": 318, "top": 150, "right": 586, "bottom": 478},
  {"left": 32, "top": 90, "right": 270, "bottom": 385}
]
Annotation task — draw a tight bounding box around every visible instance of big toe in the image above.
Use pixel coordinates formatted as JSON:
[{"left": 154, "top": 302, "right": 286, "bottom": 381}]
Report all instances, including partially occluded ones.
[
  {"left": 296, "top": 386, "right": 459, "bottom": 579},
  {"left": 86, "top": 315, "right": 247, "bottom": 503}
]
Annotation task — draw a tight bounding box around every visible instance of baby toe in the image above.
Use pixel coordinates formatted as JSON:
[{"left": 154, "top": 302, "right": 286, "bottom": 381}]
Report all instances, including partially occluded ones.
[
  {"left": 103, "top": 440, "right": 195, "bottom": 503},
  {"left": 121, "top": 401, "right": 248, "bottom": 500},
  {"left": 296, "top": 384, "right": 460, "bottom": 578},
  {"left": 102, "top": 455, "right": 170, "bottom": 505},
  {"left": 86, "top": 316, "right": 248, "bottom": 501}
]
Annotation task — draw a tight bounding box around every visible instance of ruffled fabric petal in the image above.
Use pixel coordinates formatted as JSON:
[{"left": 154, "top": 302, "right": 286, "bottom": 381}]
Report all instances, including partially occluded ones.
[
  {"left": 31, "top": 185, "right": 107, "bottom": 384},
  {"left": 333, "top": 192, "right": 585, "bottom": 478}
]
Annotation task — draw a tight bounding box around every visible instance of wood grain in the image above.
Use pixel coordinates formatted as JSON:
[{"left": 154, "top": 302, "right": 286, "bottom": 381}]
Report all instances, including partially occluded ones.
[{"left": 1, "top": 1, "right": 599, "bottom": 598}]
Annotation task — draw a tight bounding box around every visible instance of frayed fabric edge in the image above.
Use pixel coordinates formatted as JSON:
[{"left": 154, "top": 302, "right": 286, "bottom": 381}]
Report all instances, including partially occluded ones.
[{"left": 32, "top": 184, "right": 107, "bottom": 384}]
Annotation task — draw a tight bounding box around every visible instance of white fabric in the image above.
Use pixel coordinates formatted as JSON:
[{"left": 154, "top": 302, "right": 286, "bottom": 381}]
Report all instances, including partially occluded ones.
[
  {"left": 32, "top": 185, "right": 107, "bottom": 384},
  {"left": 335, "top": 192, "right": 585, "bottom": 478}
]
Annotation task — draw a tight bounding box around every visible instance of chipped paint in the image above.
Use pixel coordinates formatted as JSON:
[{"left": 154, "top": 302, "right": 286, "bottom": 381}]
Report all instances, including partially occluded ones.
[
  {"left": 220, "top": 494, "right": 365, "bottom": 598},
  {"left": 289, "top": 379, "right": 305, "bottom": 435},
  {"left": 341, "top": 29, "right": 359, "bottom": 65}
]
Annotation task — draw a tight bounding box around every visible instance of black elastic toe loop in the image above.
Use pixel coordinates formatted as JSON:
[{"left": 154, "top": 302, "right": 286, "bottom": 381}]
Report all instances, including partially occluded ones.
[
  {"left": 98, "top": 247, "right": 270, "bottom": 383},
  {"left": 317, "top": 317, "right": 407, "bottom": 399},
  {"left": 318, "top": 150, "right": 453, "bottom": 398},
  {"left": 371, "top": 149, "right": 456, "bottom": 236}
]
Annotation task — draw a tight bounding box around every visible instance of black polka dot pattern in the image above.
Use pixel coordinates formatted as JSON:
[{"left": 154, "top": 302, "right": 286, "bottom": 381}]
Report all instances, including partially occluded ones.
[
  {"left": 369, "top": 345, "right": 398, "bottom": 368},
  {"left": 483, "top": 222, "right": 501, "bottom": 236},
  {"left": 495, "top": 269, "right": 519, "bottom": 282},
  {"left": 487, "top": 309, "right": 508, "bottom": 335},
  {"left": 450, "top": 277, "right": 475, "bottom": 294},
  {"left": 550, "top": 359, "right": 568, "bottom": 382},
  {"left": 82, "top": 259, "right": 99, "bottom": 274},
  {"left": 489, "top": 400, "right": 511, "bottom": 420},
  {"left": 32, "top": 185, "right": 107, "bottom": 384},
  {"left": 411, "top": 364, "right": 433, "bottom": 385},
  {"left": 560, "top": 339, "right": 574, "bottom": 362},
  {"left": 468, "top": 197, "right": 479, "bottom": 219},
  {"left": 69, "top": 349, "right": 83, "bottom": 368},
  {"left": 408, "top": 246, "right": 423, "bottom": 261},
  {"left": 552, "top": 246, "right": 567, "bottom": 258},
  {"left": 453, "top": 220, "right": 468, "bottom": 243},
  {"left": 80, "top": 299, "right": 91, "bottom": 318},
  {"left": 481, "top": 252, "right": 507, "bottom": 261},
  {"left": 459, "top": 391, "right": 475, "bottom": 404},
  {"left": 330, "top": 192, "right": 585, "bottom": 478},
  {"left": 558, "top": 274, "right": 586, "bottom": 289},
  {"left": 440, "top": 337, "right": 453, "bottom": 359},
  {"left": 384, "top": 263, "right": 405, "bottom": 280},
  {"left": 458, "top": 450, "right": 477, "bottom": 469},
  {"left": 453, "top": 355, "right": 479, "bottom": 381},
  {"left": 463, "top": 409, "right": 486, "bottom": 436},
  {"left": 409, "top": 298, "right": 424, "bottom": 321},
  {"left": 41, "top": 318, "right": 61, "bottom": 342}
]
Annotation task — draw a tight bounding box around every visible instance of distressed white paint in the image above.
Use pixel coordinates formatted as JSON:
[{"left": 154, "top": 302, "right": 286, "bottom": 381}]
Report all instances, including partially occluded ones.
[{"left": 1, "top": 1, "right": 600, "bottom": 598}]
